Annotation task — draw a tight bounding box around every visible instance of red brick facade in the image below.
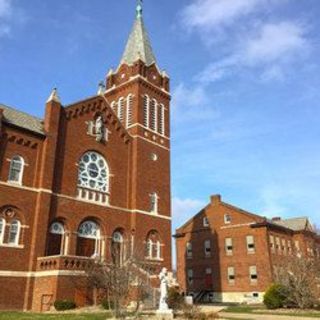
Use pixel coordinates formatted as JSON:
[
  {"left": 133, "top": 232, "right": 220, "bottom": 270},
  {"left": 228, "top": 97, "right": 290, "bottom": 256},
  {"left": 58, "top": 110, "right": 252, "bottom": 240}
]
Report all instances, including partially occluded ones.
[
  {"left": 0, "top": 10, "right": 171, "bottom": 311},
  {"left": 175, "top": 195, "right": 320, "bottom": 303}
]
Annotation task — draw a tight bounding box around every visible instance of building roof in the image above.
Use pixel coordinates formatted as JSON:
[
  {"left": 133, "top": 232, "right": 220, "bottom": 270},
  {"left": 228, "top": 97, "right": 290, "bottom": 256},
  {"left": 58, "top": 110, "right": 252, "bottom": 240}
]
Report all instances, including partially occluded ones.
[
  {"left": 0, "top": 103, "right": 44, "bottom": 135},
  {"left": 271, "top": 217, "right": 313, "bottom": 232},
  {"left": 120, "top": 4, "right": 157, "bottom": 67}
]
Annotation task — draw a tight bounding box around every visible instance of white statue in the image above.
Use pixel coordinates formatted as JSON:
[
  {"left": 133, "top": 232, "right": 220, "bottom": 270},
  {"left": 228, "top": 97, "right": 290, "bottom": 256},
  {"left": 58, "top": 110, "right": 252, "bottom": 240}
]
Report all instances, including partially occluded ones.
[
  {"left": 159, "top": 267, "right": 169, "bottom": 311},
  {"left": 95, "top": 116, "right": 104, "bottom": 142}
]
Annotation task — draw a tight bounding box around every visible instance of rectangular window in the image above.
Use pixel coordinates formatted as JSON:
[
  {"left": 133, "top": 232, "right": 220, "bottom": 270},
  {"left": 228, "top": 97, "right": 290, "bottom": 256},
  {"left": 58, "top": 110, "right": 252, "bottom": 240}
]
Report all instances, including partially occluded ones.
[
  {"left": 276, "top": 237, "right": 281, "bottom": 253},
  {"left": 288, "top": 240, "right": 292, "bottom": 255},
  {"left": 224, "top": 214, "right": 231, "bottom": 224},
  {"left": 282, "top": 239, "right": 287, "bottom": 255},
  {"left": 186, "top": 242, "right": 192, "bottom": 258},
  {"left": 225, "top": 238, "right": 233, "bottom": 255},
  {"left": 250, "top": 266, "right": 258, "bottom": 282},
  {"left": 227, "top": 266, "right": 235, "bottom": 284},
  {"left": 204, "top": 240, "right": 211, "bottom": 257},
  {"left": 206, "top": 268, "right": 212, "bottom": 275},
  {"left": 187, "top": 269, "right": 193, "bottom": 285},
  {"left": 269, "top": 235, "right": 275, "bottom": 253},
  {"left": 203, "top": 217, "right": 209, "bottom": 227},
  {"left": 246, "top": 235, "right": 255, "bottom": 253}
]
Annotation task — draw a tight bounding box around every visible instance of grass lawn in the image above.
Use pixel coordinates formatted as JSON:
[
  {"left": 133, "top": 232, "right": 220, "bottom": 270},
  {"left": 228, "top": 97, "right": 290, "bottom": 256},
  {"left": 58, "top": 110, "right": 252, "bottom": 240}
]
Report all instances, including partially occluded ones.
[
  {"left": 224, "top": 305, "right": 320, "bottom": 318},
  {"left": 0, "top": 312, "right": 112, "bottom": 320}
]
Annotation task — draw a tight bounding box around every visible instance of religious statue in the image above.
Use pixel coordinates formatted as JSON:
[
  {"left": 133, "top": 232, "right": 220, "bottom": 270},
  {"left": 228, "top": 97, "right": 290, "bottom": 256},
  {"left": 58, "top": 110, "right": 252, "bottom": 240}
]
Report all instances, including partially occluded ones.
[
  {"left": 159, "top": 267, "right": 169, "bottom": 311},
  {"left": 95, "top": 116, "right": 104, "bottom": 142}
]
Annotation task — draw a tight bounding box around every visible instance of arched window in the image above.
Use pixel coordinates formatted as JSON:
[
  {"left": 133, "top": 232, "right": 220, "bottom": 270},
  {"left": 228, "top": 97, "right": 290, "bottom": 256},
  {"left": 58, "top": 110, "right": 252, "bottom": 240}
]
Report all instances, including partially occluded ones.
[
  {"left": 143, "top": 95, "right": 149, "bottom": 128},
  {"left": 117, "top": 97, "right": 125, "bottom": 124},
  {"left": 126, "top": 94, "right": 133, "bottom": 128},
  {"left": 76, "top": 221, "right": 100, "bottom": 257},
  {"left": 112, "top": 230, "right": 125, "bottom": 266},
  {"left": 159, "top": 104, "right": 165, "bottom": 135},
  {"left": 8, "top": 156, "right": 24, "bottom": 184},
  {"left": 146, "top": 231, "right": 162, "bottom": 260},
  {"left": 0, "top": 218, "right": 5, "bottom": 244},
  {"left": 47, "top": 222, "right": 65, "bottom": 256},
  {"left": 150, "top": 99, "right": 157, "bottom": 132},
  {"left": 8, "top": 220, "right": 20, "bottom": 245},
  {"left": 78, "top": 152, "right": 109, "bottom": 193}
]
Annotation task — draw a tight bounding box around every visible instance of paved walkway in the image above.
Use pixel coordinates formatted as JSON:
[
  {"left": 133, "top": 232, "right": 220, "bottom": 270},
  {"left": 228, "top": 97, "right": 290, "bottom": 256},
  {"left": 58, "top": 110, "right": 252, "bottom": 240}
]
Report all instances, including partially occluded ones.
[{"left": 219, "top": 312, "right": 318, "bottom": 320}]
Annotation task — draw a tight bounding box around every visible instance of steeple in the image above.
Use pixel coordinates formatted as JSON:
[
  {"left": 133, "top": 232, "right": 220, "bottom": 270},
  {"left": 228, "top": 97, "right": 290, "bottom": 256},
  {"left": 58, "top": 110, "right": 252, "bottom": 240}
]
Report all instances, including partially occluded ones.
[{"left": 120, "top": 1, "right": 157, "bottom": 67}]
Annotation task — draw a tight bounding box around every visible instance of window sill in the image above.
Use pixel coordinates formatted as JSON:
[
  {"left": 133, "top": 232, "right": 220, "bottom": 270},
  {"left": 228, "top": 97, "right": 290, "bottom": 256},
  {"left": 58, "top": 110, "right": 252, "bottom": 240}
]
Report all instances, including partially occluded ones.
[
  {"left": 0, "top": 243, "right": 24, "bottom": 249},
  {"left": 186, "top": 256, "right": 193, "bottom": 259},
  {"left": 145, "top": 257, "right": 164, "bottom": 262},
  {"left": 7, "top": 181, "right": 22, "bottom": 186},
  {"left": 247, "top": 251, "right": 256, "bottom": 255}
]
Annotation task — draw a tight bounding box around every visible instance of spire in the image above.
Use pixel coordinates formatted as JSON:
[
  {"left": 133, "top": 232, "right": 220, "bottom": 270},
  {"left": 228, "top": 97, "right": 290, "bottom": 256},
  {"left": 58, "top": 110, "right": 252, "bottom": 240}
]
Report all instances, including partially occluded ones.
[
  {"left": 47, "top": 88, "right": 61, "bottom": 104},
  {"left": 120, "top": 1, "right": 157, "bottom": 67},
  {"left": 97, "top": 81, "right": 106, "bottom": 96}
]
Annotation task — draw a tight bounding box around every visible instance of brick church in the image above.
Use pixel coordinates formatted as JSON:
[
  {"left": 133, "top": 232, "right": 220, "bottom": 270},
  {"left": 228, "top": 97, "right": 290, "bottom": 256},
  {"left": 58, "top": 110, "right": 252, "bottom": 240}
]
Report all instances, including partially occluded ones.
[{"left": 0, "top": 3, "right": 171, "bottom": 311}]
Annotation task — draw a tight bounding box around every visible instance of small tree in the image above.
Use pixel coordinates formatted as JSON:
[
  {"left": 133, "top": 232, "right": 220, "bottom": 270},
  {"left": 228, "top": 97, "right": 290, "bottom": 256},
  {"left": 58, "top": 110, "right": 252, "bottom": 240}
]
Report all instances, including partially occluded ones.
[
  {"left": 86, "top": 240, "right": 155, "bottom": 319},
  {"left": 274, "top": 253, "right": 320, "bottom": 309}
]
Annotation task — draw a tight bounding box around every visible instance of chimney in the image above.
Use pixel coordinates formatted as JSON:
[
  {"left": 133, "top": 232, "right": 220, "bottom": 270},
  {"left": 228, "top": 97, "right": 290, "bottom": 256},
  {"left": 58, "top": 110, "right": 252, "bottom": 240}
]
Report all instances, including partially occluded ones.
[{"left": 211, "top": 194, "right": 221, "bottom": 206}]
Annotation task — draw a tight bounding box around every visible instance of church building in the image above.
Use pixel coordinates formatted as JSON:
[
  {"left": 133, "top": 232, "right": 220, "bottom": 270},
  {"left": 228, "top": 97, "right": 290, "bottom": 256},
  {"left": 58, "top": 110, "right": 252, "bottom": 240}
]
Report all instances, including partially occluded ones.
[{"left": 0, "top": 3, "right": 172, "bottom": 311}]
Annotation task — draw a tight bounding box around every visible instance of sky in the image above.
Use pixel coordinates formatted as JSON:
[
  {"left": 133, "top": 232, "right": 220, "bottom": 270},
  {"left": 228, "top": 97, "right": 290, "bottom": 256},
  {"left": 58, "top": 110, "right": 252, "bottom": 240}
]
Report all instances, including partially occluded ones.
[{"left": 0, "top": 0, "right": 320, "bottom": 233}]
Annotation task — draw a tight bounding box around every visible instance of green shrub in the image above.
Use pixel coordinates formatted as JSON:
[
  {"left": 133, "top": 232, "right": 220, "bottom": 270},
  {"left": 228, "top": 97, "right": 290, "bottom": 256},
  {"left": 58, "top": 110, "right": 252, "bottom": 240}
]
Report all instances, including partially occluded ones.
[
  {"left": 263, "top": 284, "right": 286, "bottom": 309},
  {"left": 54, "top": 299, "right": 76, "bottom": 311}
]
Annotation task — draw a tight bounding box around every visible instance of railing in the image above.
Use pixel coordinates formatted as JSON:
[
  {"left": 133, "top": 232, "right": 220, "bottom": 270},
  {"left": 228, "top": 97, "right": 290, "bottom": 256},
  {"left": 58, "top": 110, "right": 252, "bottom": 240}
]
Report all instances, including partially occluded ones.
[
  {"left": 77, "top": 187, "right": 109, "bottom": 205},
  {"left": 37, "top": 255, "right": 94, "bottom": 271}
]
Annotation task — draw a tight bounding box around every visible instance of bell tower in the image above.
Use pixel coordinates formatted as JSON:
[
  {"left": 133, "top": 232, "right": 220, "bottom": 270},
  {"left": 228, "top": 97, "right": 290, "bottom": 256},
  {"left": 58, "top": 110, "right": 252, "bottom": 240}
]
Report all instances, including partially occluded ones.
[{"left": 104, "top": 2, "right": 171, "bottom": 268}]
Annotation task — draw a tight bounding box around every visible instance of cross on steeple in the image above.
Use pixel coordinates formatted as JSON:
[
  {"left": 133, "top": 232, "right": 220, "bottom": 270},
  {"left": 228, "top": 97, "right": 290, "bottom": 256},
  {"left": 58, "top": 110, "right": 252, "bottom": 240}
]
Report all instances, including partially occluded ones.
[{"left": 136, "top": 0, "right": 143, "bottom": 19}]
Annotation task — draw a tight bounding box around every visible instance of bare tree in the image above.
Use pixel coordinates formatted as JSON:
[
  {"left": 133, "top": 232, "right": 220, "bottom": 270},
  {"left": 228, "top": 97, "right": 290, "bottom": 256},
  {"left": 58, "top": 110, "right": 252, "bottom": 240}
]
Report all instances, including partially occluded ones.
[
  {"left": 86, "top": 239, "right": 157, "bottom": 319},
  {"left": 274, "top": 253, "right": 320, "bottom": 309}
]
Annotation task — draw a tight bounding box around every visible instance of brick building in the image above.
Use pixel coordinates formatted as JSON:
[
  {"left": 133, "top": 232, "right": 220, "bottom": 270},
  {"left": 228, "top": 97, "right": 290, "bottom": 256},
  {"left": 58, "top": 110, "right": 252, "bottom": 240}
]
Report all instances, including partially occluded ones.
[
  {"left": 0, "top": 3, "right": 172, "bottom": 311},
  {"left": 175, "top": 194, "right": 320, "bottom": 304}
]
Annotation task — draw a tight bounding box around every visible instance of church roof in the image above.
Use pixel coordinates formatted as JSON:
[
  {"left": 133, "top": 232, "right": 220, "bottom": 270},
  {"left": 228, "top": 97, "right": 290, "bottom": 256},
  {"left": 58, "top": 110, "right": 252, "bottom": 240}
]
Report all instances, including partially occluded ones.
[
  {"left": 120, "top": 3, "right": 157, "bottom": 67},
  {"left": 0, "top": 103, "right": 44, "bottom": 135}
]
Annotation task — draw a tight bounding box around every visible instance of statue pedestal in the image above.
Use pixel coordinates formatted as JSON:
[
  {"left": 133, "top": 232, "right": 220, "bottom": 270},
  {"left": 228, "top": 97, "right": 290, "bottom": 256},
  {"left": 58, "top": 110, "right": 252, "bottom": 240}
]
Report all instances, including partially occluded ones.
[{"left": 156, "top": 309, "right": 174, "bottom": 320}]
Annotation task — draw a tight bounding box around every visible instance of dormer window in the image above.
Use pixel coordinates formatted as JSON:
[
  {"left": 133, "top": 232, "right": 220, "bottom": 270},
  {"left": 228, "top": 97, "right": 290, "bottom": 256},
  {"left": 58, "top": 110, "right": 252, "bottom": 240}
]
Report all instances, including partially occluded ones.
[{"left": 224, "top": 214, "right": 231, "bottom": 224}]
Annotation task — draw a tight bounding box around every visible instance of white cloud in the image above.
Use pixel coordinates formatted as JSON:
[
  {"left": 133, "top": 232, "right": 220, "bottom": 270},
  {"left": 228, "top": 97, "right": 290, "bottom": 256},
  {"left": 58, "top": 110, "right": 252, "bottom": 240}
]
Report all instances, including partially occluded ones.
[
  {"left": 0, "top": 0, "right": 11, "bottom": 17},
  {"left": 243, "top": 22, "right": 308, "bottom": 65},
  {"left": 180, "top": 0, "right": 280, "bottom": 31},
  {"left": 172, "top": 83, "right": 219, "bottom": 123},
  {"left": 0, "top": 0, "right": 12, "bottom": 37},
  {"left": 172, "top": 197, "right": 206, "bottom": 229},
  {"left": 198, "top": 21, "right": 310, "bottom": 83}
]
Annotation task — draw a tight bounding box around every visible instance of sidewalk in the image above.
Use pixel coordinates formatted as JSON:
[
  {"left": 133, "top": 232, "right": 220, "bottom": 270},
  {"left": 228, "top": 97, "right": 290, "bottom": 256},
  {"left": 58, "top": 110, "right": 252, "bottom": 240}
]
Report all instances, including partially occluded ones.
[{"left": 220, "top": 312, "right": 319, "bottom": 320}]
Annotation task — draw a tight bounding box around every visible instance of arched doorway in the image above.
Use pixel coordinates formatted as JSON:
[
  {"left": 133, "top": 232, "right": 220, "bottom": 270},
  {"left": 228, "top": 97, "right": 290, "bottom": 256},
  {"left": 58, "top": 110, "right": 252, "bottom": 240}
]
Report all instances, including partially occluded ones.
[
  {"left": 76, "top": 220, "right": 100, "bottom": 257},
  {"left": 47, "top": 222, "right": 64, "bottom": 256},
  {"left": 111, "top": 231, "right": 125, "bottom": 266}
]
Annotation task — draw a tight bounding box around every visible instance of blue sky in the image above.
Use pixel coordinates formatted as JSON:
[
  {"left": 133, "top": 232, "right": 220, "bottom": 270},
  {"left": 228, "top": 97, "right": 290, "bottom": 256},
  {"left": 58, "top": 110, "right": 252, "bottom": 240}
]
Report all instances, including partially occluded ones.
[{"left": 0, "top": 0, "right": 320, "bottom": 232}]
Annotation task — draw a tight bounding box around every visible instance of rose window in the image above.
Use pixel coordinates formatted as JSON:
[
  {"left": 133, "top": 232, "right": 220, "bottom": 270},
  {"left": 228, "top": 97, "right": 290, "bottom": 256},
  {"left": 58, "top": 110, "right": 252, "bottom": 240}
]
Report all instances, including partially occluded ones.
[{"left": 78, "top": 152, "right": 109, "bottom": 192}]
